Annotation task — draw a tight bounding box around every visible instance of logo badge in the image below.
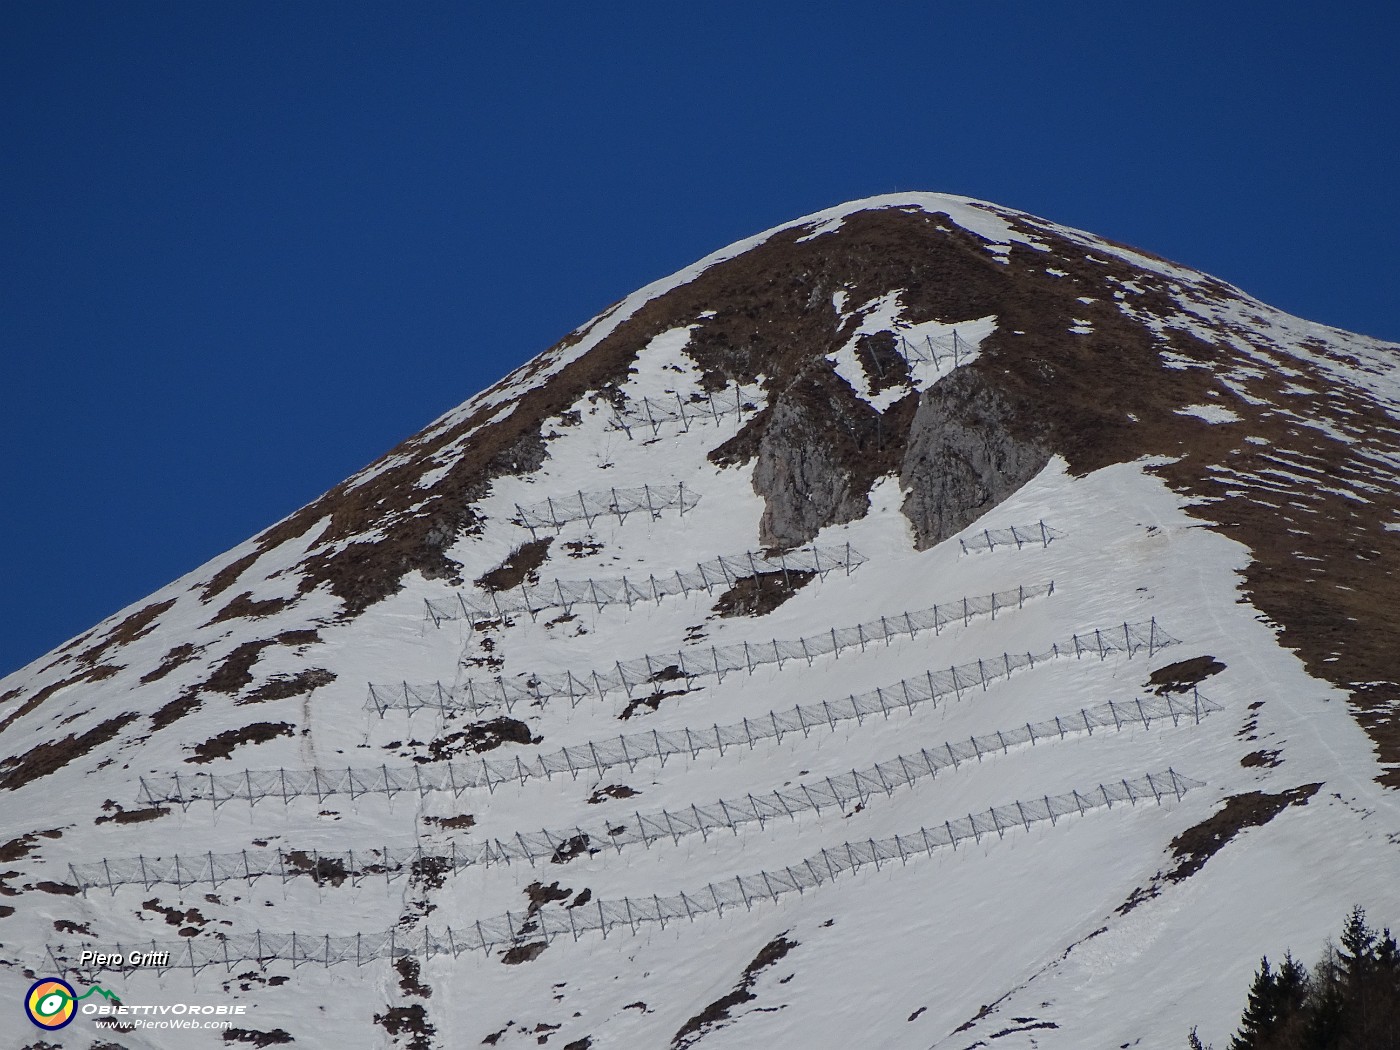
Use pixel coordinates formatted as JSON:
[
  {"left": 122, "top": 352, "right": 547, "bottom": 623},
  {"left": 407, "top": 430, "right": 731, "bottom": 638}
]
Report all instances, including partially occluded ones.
[{"left": 25, "top": 977, "right": 77, "bottom": 1029}]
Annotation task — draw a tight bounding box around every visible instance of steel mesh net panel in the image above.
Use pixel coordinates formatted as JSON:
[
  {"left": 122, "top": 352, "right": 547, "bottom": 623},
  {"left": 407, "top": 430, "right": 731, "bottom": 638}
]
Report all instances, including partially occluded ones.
[
  {"left": 376, "top": 581, "right": 1060, "bottom": 717},
  {"left": 957, "top": 522, "right": 1064, "bottom": 554},
  {"left": 606, "top": 383, "right": 755, "bottom": 438},
  {"left": 896, "top": 330, "right": 971, "bottom": 367},
  {"left": 54, "top": 770, "right": 1204, "bottom": 973},
  {"left": 143, "top": 617, "right": 1181, "bottom": 809},
  {"left": 423, "top": 543, "right": 866, "bottom": 626},
  {"left": 90, "top": 693, "right": 1218, "bottom": 893},
  {"left": 513, "top": 484, "right": 701, "bottom": 534}
]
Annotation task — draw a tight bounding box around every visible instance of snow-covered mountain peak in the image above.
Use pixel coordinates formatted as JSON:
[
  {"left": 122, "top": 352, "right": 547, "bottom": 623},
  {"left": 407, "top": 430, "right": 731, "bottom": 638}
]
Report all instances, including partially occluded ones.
[{"left": 2, "top": 196, "right": 1399, "bottom": 1050}]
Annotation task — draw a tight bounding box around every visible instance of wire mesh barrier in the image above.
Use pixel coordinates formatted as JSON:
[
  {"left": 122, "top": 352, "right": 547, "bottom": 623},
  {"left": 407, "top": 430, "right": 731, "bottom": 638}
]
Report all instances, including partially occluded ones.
[
  {"left": 959, "top": 522, "right": 1062, "bottom": 555},
  {"left": 83, "top": 693, "right": 1217, "bottom": 895},
  {"left": 55, "top": 769, "right": 1204, "bottom": 975},
  {"left": 423, "top": 543, "right": 866, "bottom": 628},
  {"left": 141, "top": 618, "right": 1179, "bottom": 808},
  {"left": 373, "top": 581, "right": 1059, "bottom": 718},
  {"left": 606, "top": 383, "right": 757, "bottom": 439},
  {"left": 897, "top": 329, "right": 975, "bottom": 368},
  {"left": 514, "top": 484, "right": 701, "bottom": 538}
]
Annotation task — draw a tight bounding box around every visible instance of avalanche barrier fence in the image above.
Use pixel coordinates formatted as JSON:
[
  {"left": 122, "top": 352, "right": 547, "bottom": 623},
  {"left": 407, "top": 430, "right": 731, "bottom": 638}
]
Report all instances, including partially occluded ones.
[
  {"left": 514, "top": 484, "right": 700, "bottom": 537},
  {"left": 959, "top": 522, "right": 1062, "bottom": 554},
  {"left": 54, "top": 769, "right": 1204, "bottom": 975},
  {"left": 423, "top": 543, "right": 865, "bottom": 627},
  {"left": 606, "top": 382, "right": 756, "bottom": 439},
  {"left": 143, "top": 618, "right": 1180, "bottom": 808},
  {"left": 371, "top": 581, "right": 1061, "bottom": 717},
  {"left": 897, "top": 328, "right": 975, "bottom": 369},
  {"left": 81, "top": 692, "right": 1217, "bottom": 895}
]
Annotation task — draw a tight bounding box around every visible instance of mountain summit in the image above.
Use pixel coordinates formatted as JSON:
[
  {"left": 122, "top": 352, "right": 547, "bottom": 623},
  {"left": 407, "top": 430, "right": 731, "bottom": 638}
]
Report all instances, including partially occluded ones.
[{"left": 3, "top": 193, "right": 1399, "bottom": 1049}]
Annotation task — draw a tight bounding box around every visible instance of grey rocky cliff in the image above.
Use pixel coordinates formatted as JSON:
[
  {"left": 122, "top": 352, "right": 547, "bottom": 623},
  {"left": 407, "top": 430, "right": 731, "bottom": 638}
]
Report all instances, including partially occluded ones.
[
  {"left": 750, "top": 367, "right": 910, "bottom": 549},
  {"left": 899, "top": 367, "right": 1050, "bottom": 549},
  {"left": 747, "top": 360, "right": 1046, "bottom": 553}
]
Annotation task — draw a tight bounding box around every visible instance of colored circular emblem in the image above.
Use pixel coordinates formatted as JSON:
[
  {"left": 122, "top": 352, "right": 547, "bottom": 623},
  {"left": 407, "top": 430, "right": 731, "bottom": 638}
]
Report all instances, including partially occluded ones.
[{"left": 25, "top": 978, "right": 77, "bottom": 1029}]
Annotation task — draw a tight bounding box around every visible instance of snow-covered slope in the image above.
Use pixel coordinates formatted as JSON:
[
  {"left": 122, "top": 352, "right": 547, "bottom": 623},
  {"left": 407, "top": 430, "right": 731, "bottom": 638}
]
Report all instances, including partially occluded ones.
[{"left": 3, "top": 193, "right": 1399, "bottom": 1050}]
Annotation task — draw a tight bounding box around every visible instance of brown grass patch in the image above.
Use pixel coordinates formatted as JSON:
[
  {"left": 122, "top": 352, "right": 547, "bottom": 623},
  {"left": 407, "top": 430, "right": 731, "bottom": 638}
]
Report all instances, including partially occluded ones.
[
  {"left": 185, "top": 722, "right": 295, "bottom": 764},
  {"left": 202, "top": 551, "right": 261, "bottom": 603},
  {"left": 1147, "top": 656, "right": 1226, "bottom": 695},
  {"left": 1166, "top": 784, "right": 1321, "bottom": 882},
  {"left": 422, "top": 717, "right": 537, "bottom": 761},
  {"left": 420, "top": 813, "right": 475, "bottom": 829},
  {"left": 0, "top": 713, "right": 139, "bottom": 791},
  {"left": 0, "top": 664, "right": 124, "bottom": 737},
  {"left": 476, "top": 538, "right": 553, "bottom": 593},
  {"left": 499, "top": 941, "right": 548, "bottom": 965},
  {"left": 713, "top": 570, "right": 815, "bottom": 618},
  {"left": 95, "top": 800, "right": 170, "bottom": 825},
  {"left": 152, "top": 630, "right": 326, "bottom": 732},
  {"left": 150, "top": 688, "right": 202, "bottom": 732},
  {"left": 205, "top": 591, "right": 295, "bottom": 626},
  {"left": 586, "top": 784, "right": 638, "bottom": 804},
  {"left": 242, "top": 668, "right": 336, "bottom": 704},
  {"left": 76, "top": 597, "right": 175, "bottom": 665},
  {"left": 283, "top": 851, "right": 348, "bottom": 887},
  {"left": 140, "top": 643, "right": 199, "bottom": 684},
  {"left": 524, "top": 880, "right": 572, "bottom": 917},
  {"left": 222, "top": 1028, "right": 294, "bottom": 1046},
  {"left": 0, "top": 829, "right": 62, "bottom": 863},
  {"left": 395, "top": 956, "right": 432, "bottom": 998},
  {"left": 673, "top": 933, "right": 798, "bottom": 1048}
]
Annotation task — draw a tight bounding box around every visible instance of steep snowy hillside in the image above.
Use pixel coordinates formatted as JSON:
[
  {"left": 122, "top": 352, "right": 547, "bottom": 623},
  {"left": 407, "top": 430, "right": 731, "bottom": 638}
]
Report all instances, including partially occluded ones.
[{"left": 3, "top": 193, "right": 1399, "bottom": 1050}]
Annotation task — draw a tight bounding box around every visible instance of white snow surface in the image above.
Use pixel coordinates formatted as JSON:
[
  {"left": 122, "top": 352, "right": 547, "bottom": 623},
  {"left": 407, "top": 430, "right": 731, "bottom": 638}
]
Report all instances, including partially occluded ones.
[
  {"left": 1, "top": 192, "right": 1398, "bottom": 1050},
  {"left": 826, "top": 290, "right": 996, "bottom": 410},
  {"left": 1176, "top": 403, "right": 1243, "bottom": 425}
]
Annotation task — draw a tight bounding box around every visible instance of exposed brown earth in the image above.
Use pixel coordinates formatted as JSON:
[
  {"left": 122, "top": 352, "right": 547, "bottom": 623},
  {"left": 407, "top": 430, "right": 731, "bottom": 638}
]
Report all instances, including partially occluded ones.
[
  {"left": 1147, "top": 657, "right": 1227, "bottom": 695},
  {"left": 185, "top": 721, "right": 296, "bottom": 764},
  {"left": 76, "top": 598, "right": 175, "bottom": 665},
  {"left": 422, "top": 717, "right": 538, "bottom": 761},
  {"left": 0, "top": 663, "right": 123, "bottom": 737},
  {"left": 140, "top": 642, "right": 199, "bottom": 684},
  {"left": 477, "top": 538, "right": 553, "bottom": 592},
  {"left": 523, "top": 880, "right": 573, "bottom": 917},
  {"left": 222, "top": 1029, "right": 295, "bottom": 1047},
  {"left": 150, "top": 630, "right": 324, "bottom": 731},
  {"left": 672, "top": 933, "right": 798, "bottom": 1048},
  {"left": 94, "top": 800, "right": 170, "bottom": 825},
  {"left": 1118, "top": 783, "right": 1322, "bottom": 914},
  {"left": 500, "top": 941, "right": 548, "bottom": 965},
  {"left": 205, "top": 591, "right": 296, "bottom": 626},
  {"left": 283, "top": 851, "right": 349, "bottom": 888},
  {"left": 420, "top": 813, "right": 475, "bottom": 830},
  {"left": 202, "top": 551, "right": 263, "bottom": 603},
  {"left": 242, "top": 668, "right": 336, "bottom": 704},
  {"left": 0, "top": 712, "right": 139, "bottom": 790},
  {"left": 1165, "top": 783, "right": 1322, "bottom": 882},
  {"left": 712, "top": 569, "right": 815, "bottom": 618}
]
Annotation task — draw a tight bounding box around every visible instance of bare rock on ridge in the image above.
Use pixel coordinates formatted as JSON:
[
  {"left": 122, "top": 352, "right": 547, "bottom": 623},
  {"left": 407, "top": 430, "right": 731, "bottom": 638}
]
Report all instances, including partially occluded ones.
[{"left": 899, "top": 366, "right": 1050, "bottom": 549}]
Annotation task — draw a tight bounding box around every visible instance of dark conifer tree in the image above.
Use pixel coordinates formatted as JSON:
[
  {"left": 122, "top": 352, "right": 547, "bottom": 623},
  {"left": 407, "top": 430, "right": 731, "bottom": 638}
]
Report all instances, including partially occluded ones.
[
  {"left": 1231, "top": 957, "right": 1282, "bottom": 1050},
  {"left": 1302, "top": 944, "right": 1345, "bottom": 1050},
  {"left": 1194, "top": 909, "right": 1400, "bottom": 1050},
  {"left": 1339, "top": 907, "right": 1377, "bottom": 982}
]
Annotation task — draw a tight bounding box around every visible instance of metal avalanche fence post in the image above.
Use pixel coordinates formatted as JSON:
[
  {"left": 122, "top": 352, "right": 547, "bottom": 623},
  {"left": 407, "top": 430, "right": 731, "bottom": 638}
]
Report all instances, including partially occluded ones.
[
  {"left": 49, "top": 770, "right": 1204, "bottom": 972},
  {"left": 137, "top": 616, "right": 1186, "bottom": 812},
  {"left": 421, "top": 542, "right": 868, "bottom": 628},
  {"left": 608, "top": 382, "right": 752, "bottom": 439},
  {"left": 403, "top": 581, "right": 1058, "bottom": 715},
  {"left": 81, "top": 693, "right": 1220, "bottom": 893}
]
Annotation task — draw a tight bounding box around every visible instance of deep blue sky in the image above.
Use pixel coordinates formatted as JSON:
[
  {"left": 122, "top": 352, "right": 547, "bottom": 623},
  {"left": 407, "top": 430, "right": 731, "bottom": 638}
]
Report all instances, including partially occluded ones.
[{"left": 3, "top": 3, "right": 1397, "bottom": 677}]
